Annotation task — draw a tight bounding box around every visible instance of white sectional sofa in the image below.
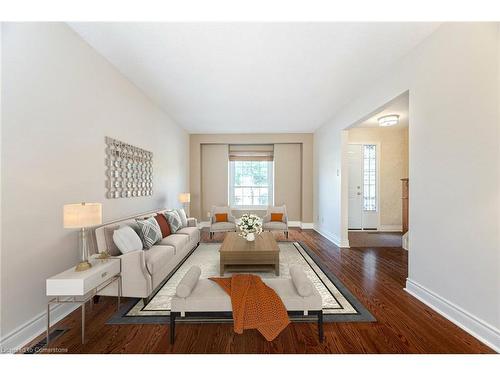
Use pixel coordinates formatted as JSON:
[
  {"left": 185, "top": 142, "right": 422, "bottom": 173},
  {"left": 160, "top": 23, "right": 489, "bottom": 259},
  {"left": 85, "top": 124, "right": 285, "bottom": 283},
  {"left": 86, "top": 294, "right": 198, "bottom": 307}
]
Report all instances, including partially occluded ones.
[{"left": 94, "top": 209, "right": 200, "bottom": 302}]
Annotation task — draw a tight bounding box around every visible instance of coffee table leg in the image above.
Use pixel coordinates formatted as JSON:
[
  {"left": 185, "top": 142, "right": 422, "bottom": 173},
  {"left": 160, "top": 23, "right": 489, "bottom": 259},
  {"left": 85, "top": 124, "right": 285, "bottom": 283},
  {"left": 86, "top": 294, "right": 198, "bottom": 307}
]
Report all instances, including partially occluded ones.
[{"left": 220, "top": 261, "right": 224, "bottom": 276}]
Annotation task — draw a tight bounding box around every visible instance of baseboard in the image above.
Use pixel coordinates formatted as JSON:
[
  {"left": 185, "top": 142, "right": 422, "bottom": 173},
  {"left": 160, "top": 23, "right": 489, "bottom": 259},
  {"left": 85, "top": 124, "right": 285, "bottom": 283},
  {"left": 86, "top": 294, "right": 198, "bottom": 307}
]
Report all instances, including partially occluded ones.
[
  {"left": 405, "top": 278, "right": 500, "bottom": 352},
  {"left": 0, "top": 301, "right": 79, "bottom": 353},
  {"left": 300, "top": 222, "right": 314, "bottom": 229},
  {"left": 313, "top": 225, "right": 349, "bottom": 248},
  {"left": 378, "top": 225, "right": 403, "bottom": 232}
]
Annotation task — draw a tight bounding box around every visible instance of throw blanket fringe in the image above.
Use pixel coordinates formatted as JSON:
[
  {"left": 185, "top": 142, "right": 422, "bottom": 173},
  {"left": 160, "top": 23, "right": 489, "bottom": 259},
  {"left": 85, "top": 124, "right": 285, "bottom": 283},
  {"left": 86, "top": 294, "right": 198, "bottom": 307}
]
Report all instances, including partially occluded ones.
[{"left": 209, "top": 274, "right": 290, "bottom": 341}]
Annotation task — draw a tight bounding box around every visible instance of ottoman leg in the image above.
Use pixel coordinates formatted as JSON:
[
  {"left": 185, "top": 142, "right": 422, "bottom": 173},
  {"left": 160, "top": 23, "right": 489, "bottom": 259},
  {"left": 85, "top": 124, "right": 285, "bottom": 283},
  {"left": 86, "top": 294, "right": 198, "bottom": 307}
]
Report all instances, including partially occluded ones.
[
  {"left": 318, "top": 310, "right": 324, "bottom": 342},
  {"left": 170, "top": 313, "right": 176, "bottom": 344}
]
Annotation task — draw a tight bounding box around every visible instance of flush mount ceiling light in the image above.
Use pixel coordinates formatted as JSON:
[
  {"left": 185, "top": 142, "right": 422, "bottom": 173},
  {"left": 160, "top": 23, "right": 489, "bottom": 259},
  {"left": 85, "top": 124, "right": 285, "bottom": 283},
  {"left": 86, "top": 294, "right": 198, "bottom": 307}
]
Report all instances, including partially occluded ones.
[{"left": 378, "top": 114, "right": 399, "bottom": 127}]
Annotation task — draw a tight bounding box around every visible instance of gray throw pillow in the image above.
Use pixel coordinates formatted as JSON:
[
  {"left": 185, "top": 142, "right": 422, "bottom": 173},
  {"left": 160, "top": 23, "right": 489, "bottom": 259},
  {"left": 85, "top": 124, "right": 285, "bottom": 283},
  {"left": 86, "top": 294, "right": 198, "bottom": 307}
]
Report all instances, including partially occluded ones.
[
  {"left": 135, "top": 217, "right": 162, "bottom": 249},
  {"left": 164, "top": 210, "right": 182, "bottom": 233},
  {"left": 175, "top": 208, "right": 188, "bottom": 228}
]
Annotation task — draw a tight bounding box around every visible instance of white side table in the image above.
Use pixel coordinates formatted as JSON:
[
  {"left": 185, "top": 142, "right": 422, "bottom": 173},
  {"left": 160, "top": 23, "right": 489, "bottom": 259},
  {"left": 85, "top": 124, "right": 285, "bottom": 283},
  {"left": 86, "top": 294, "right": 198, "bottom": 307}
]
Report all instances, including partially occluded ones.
[{"left": 46, "top": 257, "right": 121, "bottom": 344}]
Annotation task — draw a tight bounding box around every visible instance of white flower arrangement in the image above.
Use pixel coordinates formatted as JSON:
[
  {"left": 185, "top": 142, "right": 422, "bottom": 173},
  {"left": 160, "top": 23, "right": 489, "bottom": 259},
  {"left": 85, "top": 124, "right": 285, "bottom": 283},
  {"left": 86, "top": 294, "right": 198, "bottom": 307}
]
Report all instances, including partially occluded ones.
[{"left": 238, "top": 213, "right": 263, "bottom": 240}]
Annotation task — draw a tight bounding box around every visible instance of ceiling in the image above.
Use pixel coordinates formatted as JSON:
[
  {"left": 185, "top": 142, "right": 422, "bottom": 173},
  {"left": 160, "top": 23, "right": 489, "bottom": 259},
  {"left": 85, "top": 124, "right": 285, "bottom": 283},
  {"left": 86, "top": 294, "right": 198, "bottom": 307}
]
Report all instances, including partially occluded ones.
[
  {"left": 354, "top": 91, "right": 409, "bottom": 129},
  {"left": 69, "top": 23, "right": 438, "bottom": 133}
]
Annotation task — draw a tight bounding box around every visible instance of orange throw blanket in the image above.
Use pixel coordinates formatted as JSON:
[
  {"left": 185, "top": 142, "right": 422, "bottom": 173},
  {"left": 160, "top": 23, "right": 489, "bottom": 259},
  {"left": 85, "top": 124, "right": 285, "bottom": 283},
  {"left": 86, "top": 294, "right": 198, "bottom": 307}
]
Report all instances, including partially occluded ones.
[{"left": 209, "top": 274, "right": 290, "bottom": 341}]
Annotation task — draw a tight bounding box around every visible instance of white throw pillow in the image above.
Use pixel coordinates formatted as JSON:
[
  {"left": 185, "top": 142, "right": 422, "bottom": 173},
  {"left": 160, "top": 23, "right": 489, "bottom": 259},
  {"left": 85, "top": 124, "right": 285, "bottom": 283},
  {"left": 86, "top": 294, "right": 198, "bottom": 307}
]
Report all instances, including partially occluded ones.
[
  {"left": 113, "top": 225, "right": 143, "bottom": 254},
  {"left": 175, "top": 208, "right": 188, "bottom": 228}
]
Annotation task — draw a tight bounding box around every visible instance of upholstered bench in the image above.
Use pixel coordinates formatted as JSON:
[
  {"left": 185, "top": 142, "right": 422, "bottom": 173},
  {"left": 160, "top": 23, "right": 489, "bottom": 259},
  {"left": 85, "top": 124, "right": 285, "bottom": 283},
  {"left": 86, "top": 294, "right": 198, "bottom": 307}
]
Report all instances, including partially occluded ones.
[{"left": 170, "top": 266, "right": 324, "bottom": 344}]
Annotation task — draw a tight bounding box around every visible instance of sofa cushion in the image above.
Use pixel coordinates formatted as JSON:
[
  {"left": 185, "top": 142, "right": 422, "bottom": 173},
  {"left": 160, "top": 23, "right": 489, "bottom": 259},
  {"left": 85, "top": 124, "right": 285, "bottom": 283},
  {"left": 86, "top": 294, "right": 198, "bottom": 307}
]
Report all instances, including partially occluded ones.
[
  {"left": 211, "top": 221, "right": 236, "bottom": 231},
  {"left": 113, "top": 226, "right": 143, "bottom": 254},
  {"left": 171, "top": 279, "right": 232, "bottom": 312},
  {"left": 176, "top": 226, "right": 200, "bottom": 244},
  {"left": 164, "top": 210, "right": 183, "bottom": 233},
  {"left": 145, "top": 245, "right": 175, "bottom": 275},
  {"left": 136, "top": 217, "right": 162, "bottom": 249},
  {"left": 263, "top": 221, "right": 287, "bottom": 230},
  {"left": 265, "top": 279, "right": 322, "bottom": 311},
  {"left": 159, "top": 234, "right": 189, "bottom": 253},
  {"left": 154, "top": 214, "right": 171, "bottom": 238}
]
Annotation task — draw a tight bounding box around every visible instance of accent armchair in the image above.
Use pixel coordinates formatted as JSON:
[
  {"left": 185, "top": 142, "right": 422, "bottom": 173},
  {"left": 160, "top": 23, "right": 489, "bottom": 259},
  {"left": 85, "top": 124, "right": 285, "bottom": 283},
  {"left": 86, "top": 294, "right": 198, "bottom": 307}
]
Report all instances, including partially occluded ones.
[
  {"left": 263, "top": 205, "right": 289, "bottom": 238},
  {"left": 209, "top": 206, "right": 237, "bottom": 239}
]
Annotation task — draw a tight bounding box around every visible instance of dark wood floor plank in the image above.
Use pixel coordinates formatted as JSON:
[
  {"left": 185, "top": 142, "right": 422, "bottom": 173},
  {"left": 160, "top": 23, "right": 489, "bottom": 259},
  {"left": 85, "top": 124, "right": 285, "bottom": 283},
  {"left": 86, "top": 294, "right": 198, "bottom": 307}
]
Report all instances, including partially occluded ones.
[{"left": 29, "top": 228, "right": 494, "bottom": 354}]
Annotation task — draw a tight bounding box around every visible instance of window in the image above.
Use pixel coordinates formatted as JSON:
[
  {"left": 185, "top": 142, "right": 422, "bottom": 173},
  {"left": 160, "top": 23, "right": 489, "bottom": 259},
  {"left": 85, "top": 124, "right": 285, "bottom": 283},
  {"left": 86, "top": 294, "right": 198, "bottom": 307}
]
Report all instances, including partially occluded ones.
[
  {"left": 229, "top": 160, "right": 274, "bottom": 208},
  {"left": 363, "top": 144, "right": 377, "bottom": 211}
]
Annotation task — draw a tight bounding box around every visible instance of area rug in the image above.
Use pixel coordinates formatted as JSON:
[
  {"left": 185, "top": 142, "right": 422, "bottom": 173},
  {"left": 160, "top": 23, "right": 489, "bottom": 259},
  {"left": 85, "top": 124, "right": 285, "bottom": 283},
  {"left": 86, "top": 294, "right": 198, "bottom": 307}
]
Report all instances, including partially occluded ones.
[{"left": 108, "top": 242, "right": 375, "bottom": 324}]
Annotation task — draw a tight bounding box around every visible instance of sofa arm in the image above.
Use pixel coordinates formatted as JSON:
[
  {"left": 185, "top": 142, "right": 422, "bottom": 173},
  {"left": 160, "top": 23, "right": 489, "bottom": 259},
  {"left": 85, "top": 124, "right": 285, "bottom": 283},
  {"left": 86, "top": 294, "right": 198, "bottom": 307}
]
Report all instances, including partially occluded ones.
[
  {"left": 263, "top": 213, "right": 271, "bottom": 223},
  {"left": 98, "top": 249, "right": 152, "bottom": 298},
  {"left": 187, "top": 217, "right": 198, "bottom": 227}
]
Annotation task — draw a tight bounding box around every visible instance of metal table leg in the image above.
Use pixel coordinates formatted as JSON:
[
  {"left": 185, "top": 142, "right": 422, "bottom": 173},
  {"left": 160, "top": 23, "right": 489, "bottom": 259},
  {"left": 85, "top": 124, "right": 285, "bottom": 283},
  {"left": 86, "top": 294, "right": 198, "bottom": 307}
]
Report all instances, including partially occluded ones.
[
  {"left": 81, "top": 302, "right": 85, "bottom": 344},
  {"left": 46, "top": 302, "right": 51, "bottom": 345},
  {"left": 117, "top": 275, "right": 122, "bottom": 311}
]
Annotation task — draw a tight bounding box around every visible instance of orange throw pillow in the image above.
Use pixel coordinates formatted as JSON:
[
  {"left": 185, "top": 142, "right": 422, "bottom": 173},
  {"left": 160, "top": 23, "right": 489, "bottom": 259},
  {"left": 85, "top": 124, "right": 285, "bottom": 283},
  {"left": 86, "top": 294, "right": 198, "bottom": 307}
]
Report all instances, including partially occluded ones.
[
  {"left": 155, "top": 214, "right": 171, "bottom": 238},
  {"left": 215, "top": 213, "right": 228, "bottom": 222},
  {"left": 271, "top": 213, "right": 283, "bottom": 222}
]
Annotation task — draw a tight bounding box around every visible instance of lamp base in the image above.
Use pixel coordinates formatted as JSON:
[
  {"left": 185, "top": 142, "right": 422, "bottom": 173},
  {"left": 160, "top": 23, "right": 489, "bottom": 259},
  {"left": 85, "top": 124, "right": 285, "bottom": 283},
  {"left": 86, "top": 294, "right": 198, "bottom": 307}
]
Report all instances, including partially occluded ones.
[{"left": 75, "top": 261, "right": 92, "bottom": 272}]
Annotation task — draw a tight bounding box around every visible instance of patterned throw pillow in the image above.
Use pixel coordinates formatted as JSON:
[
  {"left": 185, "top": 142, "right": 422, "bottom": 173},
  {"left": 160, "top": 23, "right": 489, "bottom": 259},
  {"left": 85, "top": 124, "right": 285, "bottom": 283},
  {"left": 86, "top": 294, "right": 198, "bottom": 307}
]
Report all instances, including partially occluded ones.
[
  {"left": 175, "top": 208, "right": 188, "bottom": 228},
  {"left": 164, "top": 211, "right": 183, "bottom": 233},
  {"left": 135, "top": 217, "right": 162, "bottom": 249}
]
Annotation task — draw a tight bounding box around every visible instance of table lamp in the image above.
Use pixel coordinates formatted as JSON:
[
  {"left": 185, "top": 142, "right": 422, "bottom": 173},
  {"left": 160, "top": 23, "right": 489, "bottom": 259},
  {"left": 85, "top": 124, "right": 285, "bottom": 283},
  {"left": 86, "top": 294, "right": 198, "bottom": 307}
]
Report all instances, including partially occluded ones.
[
  {"left": 63, "top": 202, "right": 102, "bottom": 271},
  {"left": 178, "top": 193, "right": 191, "bottom": 216}
]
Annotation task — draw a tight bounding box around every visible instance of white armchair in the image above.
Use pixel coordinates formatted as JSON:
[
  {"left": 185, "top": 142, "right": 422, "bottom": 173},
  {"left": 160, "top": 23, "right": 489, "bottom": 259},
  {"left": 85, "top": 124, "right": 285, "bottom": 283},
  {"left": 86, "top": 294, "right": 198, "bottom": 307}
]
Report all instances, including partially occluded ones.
[
  {"left": 209, "top": 206, "right": 237, "bottom": 239},
  {"left": 263, "top": 205, "right": 289, "bottom": 238}
]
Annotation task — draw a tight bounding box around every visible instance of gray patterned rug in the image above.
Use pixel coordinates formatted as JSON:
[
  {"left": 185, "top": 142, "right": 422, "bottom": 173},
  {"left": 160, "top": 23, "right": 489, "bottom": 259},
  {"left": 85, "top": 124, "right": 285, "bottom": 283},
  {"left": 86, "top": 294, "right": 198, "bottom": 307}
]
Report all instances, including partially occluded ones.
[{"left": 108, "top": 242, "right": 375, "bottom": 324}]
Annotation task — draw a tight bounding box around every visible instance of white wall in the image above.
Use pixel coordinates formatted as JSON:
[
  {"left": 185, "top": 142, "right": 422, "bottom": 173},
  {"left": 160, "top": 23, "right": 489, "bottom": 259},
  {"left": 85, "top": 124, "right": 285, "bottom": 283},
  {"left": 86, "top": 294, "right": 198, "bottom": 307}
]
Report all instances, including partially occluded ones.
[
  {"left": 314, "top": 23, "right": 499, "bottom": 349},
  {"left": 0, "top": 23, "right": 189, "bottom": 346}
]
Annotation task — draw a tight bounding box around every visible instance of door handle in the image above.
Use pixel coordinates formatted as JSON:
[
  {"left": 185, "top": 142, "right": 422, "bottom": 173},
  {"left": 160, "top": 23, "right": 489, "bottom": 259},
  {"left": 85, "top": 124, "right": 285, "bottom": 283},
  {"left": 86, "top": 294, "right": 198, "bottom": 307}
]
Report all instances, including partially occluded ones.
[{"left": 357, "top": 192, "right": 361, "bottom": 196}]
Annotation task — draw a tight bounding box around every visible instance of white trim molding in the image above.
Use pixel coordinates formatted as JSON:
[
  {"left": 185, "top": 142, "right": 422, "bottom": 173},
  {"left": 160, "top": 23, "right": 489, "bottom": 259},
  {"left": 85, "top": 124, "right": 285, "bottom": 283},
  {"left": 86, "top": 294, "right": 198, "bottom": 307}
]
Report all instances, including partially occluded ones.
[
  {"left": 378, "top": 224, "right": 403, "bottom": 232},
  {"left": 300, "top": 222, "right": 314, "bottom": 229},
  {"left": 0, "top": 301, "right": 79, "bottom": 353},
  {"left": 405, "top": 278, "right": 500, "bottom": 353},
  {"left": 313, "top": 224, "right": 350, "bottom": 248}
]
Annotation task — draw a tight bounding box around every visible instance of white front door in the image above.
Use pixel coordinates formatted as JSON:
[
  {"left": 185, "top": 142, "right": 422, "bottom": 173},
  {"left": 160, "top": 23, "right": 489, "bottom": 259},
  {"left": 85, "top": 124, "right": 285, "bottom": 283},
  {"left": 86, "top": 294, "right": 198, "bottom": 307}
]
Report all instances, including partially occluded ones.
[
  {"left": 348, "top": 143, "right": 379, "bottom": 230},
  {"left": 348, "top": 144, "right": 363, "bottom": 229}
]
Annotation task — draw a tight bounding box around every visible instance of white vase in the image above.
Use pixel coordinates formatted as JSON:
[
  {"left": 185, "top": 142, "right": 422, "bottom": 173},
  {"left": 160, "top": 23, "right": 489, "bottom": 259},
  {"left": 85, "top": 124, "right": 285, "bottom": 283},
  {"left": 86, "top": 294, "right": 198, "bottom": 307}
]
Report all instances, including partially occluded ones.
[{"left": 246, "top": 232, "right": 255, "bottom": 242}]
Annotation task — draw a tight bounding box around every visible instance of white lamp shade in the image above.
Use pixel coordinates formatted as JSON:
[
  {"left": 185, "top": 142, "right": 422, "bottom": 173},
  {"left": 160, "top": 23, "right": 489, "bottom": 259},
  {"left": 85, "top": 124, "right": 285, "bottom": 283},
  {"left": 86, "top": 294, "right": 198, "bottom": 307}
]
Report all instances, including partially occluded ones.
[
  {"left": 63, "top": 203, "right": 102, "bottom": 228},
  {"left": 179, "top": 193, "right": 191, "bottom": 203}
]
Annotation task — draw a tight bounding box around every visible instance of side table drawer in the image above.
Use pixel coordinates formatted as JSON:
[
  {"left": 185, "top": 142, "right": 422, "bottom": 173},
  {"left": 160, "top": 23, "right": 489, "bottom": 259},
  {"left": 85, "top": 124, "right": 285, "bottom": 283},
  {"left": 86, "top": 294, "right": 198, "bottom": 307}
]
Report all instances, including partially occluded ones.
[
  {"left": 46, "top": 259, "right": 120, "bottom": 296},
  {"left": 83, "top": 260, "right": 120, "bottom": 294}
]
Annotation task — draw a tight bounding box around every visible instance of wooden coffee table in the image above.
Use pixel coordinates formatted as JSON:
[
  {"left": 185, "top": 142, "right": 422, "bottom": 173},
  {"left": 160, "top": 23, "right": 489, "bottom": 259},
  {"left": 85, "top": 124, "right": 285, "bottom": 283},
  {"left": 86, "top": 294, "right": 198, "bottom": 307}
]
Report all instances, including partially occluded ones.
[{"left": 219, "top": 232, "right": 280, "bottom": 276}]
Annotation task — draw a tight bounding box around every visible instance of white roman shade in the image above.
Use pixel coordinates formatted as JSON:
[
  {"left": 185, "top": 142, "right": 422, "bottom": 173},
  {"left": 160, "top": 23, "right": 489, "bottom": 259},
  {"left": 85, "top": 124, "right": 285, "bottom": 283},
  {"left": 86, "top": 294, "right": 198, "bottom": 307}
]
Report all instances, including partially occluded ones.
[{"left": 228, "top": 144, "right": 274, "bottom": 161}]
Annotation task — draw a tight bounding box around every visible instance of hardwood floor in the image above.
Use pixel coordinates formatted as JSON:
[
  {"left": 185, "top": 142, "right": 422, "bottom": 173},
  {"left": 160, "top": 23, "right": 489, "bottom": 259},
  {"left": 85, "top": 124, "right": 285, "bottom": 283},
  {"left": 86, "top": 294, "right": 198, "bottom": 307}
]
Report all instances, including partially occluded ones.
[
  {"left": 34, "top": 229, "right": 494, "bottom": 354},
  {"left": 348, "top": 230, "right": 403, "bottom": 247}
]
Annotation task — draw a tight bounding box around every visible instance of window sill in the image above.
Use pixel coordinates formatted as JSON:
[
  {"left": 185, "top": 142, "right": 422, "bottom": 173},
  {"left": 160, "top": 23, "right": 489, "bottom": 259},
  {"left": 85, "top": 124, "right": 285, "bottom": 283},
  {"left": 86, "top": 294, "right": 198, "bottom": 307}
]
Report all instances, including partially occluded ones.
[{"left": 230, "top": 206, "right": 268, "bottom": 211}]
